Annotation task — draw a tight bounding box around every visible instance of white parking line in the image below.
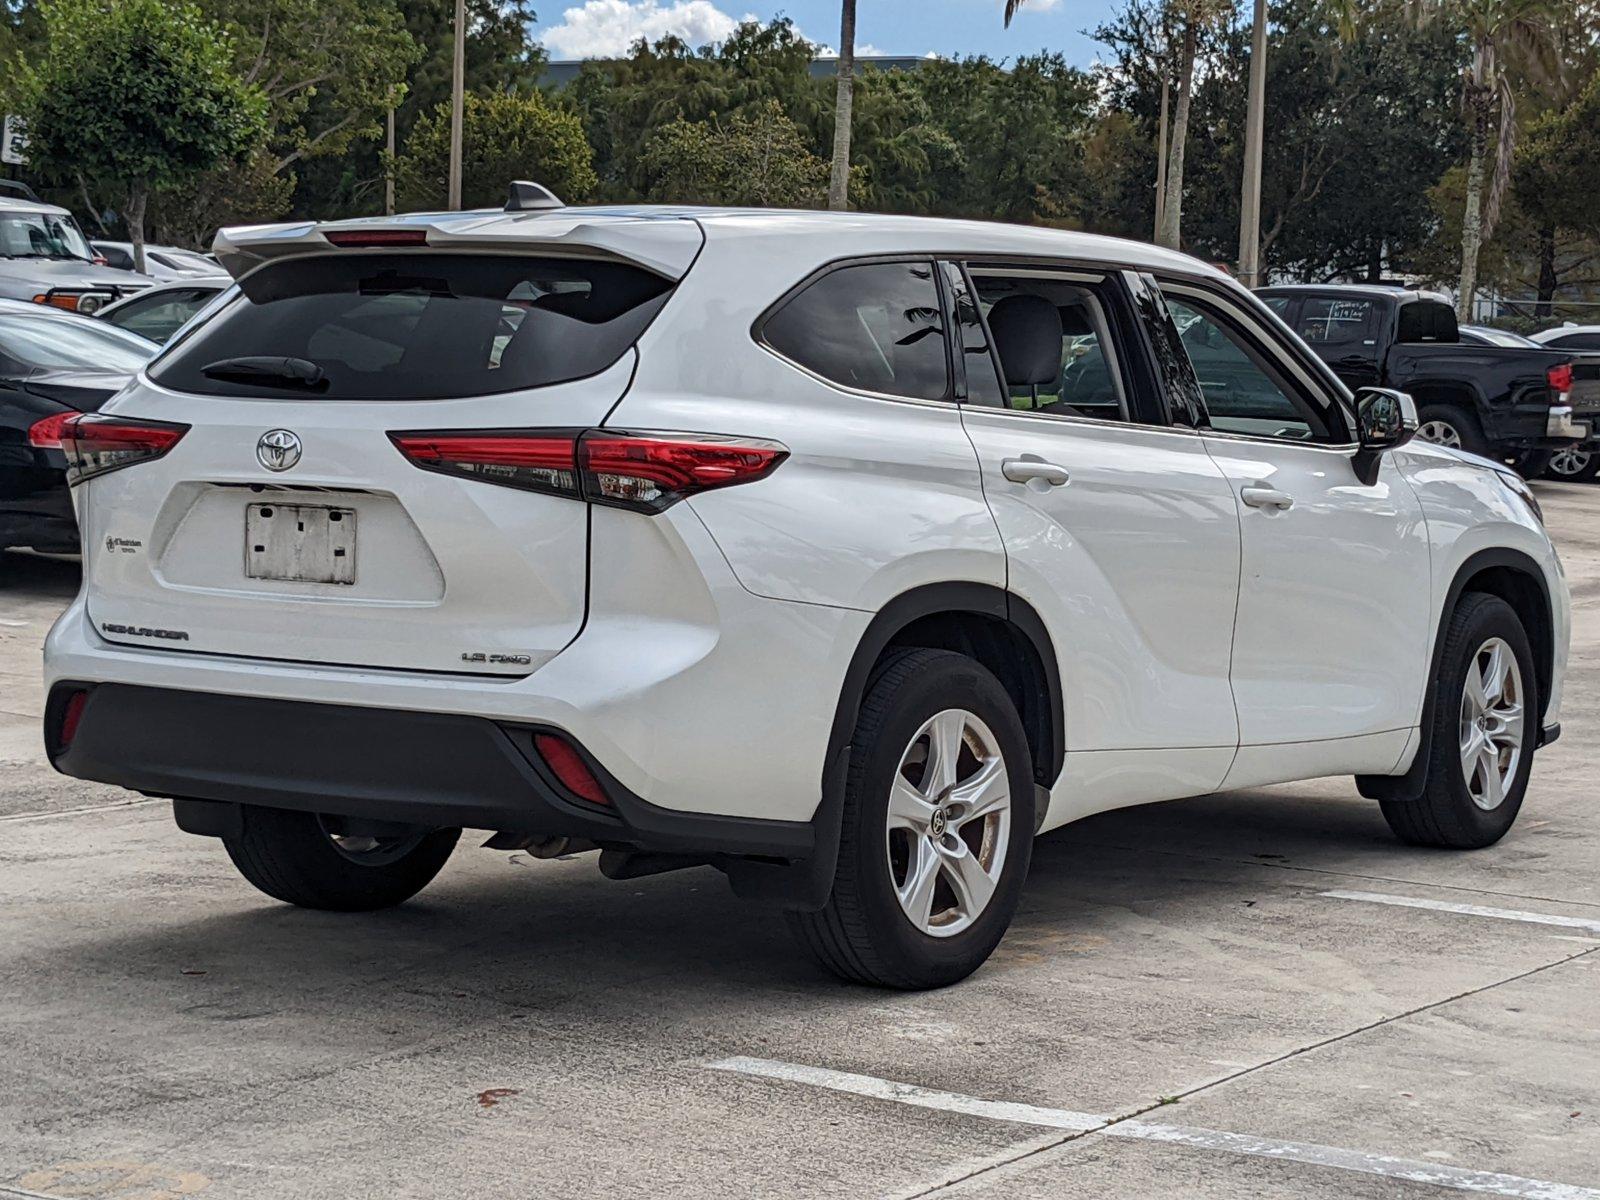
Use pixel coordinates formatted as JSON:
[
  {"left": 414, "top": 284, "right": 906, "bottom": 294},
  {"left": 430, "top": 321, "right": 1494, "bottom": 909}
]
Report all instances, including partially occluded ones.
[
  {"left": 0, "top": 797, "right": 166, "bottom": 824},
  {"left": 708, "top": 1057, "right": 1600, "bottom": 1200},
  {"left": 1320, "top": 889, "right": 1600, "bottom": 936}
]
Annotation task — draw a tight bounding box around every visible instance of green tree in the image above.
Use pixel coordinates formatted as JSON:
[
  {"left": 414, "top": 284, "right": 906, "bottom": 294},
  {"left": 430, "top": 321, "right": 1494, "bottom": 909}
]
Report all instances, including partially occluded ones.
[
  {"left": 640, "top": 100, "right": 828, "bottom": 207},
  {"left": 395, "top": 89, "right": 595, "bottom": 211},
  {"left": 8, "top": 0, "right": 266, "bottom": 271}
]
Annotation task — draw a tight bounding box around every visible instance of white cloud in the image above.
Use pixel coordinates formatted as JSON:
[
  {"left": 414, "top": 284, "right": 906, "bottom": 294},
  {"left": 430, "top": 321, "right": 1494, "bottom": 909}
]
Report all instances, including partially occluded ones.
[
  {"left": 540, "top": 0, "right": 741, "bottom": 58},
  {"left": 815, "top": 42, "right": 885, "bottom": 58}
]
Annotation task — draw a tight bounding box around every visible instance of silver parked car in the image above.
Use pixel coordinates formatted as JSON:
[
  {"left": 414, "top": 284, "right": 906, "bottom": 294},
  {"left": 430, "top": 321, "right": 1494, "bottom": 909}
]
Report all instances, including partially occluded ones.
[{"left": 0, "top": 197, "right": 149, "bottom": 315}]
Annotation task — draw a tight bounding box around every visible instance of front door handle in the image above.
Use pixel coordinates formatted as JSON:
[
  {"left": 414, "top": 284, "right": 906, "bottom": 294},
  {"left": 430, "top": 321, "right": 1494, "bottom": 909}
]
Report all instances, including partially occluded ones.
[
  {"left": 1002, "top": 458, "right": 1071, "bottom": 486},
  {"left": 1240, "top": 485, "right": 1294, "bottom": 510}
]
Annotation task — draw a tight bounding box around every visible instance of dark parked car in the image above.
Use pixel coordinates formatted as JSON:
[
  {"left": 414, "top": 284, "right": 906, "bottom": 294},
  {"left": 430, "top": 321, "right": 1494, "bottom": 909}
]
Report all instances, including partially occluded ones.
[
  {"left": 1257, "top": 286, "right": 1582, "bottom": 474},
  {"left": 0, "top": 300, "right": 155, "bottom": 554}
]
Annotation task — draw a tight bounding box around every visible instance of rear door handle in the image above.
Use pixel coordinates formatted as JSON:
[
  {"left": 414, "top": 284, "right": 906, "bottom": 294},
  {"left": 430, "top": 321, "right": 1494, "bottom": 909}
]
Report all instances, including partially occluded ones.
[
  {"left": 1002, "top": 459, "right": 1071, "bottom": 486},
  {"left": 1240, "top": 485, "right": 1294, "bottom": 510}
]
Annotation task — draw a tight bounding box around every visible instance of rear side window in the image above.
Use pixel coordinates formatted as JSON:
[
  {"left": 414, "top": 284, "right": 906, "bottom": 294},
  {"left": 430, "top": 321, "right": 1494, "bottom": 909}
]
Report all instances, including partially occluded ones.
[
  {"left": 150, "top": 253, "right": 674, "bottom": 400},
  {"left": 1298, "top": 297, "right": 1377, "bottom": 346},
  {"left": 761, "top": 260, "right": 949, "bottom": 401}
]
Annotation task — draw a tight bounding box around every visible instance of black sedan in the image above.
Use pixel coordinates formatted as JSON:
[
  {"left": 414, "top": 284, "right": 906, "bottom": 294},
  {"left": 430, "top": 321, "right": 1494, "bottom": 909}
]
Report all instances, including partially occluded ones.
[{"left": 0, "top": 300, "right": 155, "bottom": 554}]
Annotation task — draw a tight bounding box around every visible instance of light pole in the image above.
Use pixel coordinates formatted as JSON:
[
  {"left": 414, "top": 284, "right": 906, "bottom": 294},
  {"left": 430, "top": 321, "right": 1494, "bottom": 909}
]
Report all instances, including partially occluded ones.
[
  {"left": 1236, "top": 0, "right": 1267, "bottom": 287},
  {"left": 447, "top": 0, "right": 465, "bottom": 210}
]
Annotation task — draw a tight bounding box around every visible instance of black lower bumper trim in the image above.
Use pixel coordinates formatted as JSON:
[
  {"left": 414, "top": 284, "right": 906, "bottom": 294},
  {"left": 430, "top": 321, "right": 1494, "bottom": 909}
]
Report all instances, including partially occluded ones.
[
  {"left": 1539, "top": 721, "right": 1561, "bottom": 748},
  {"left": 49, "top": 683, "right": 813, "bottom": 861}
]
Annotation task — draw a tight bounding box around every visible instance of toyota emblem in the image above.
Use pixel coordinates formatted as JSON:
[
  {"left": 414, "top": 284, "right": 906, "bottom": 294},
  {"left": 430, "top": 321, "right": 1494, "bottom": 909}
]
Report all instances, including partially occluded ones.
[{"left": 256, "top": 429, "right": 302, "bottom": 472}]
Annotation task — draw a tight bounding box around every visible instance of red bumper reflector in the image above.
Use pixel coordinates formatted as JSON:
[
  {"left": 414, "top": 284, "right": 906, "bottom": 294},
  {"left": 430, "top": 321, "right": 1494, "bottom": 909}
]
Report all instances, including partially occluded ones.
[
  {"left": 59, "top": 691, "right": 88, "bottom": 750},
  {"left": 533, "top": 733, "right": 610, "bottom": 806}
]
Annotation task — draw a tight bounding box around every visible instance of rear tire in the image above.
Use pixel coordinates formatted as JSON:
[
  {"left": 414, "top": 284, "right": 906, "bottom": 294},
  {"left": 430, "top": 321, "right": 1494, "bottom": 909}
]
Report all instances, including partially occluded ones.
[
  {"left": 1415, "top": 404, "right": 1490, "bottom": 458},
  {"left": 1545, "top": 444, "right": 1600, "bottom": 482},
  {"left": 1511, "top": 450, "right": 1553, "bottom": 480},
  {"left": 223, "top": 806, "right": 459, "bottom": 911},
  {"left": 1380, "top": 594, "right": 1535, "bottom": 850},
  {"left": 786, "top": 649, "right": 1034, "bottom": 989}
]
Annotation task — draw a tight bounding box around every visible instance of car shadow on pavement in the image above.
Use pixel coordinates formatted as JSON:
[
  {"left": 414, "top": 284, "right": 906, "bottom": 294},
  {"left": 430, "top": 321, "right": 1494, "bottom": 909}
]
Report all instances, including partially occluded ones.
[
  {"left": 0, "top": 550, "right": 80, "bottom": 598},
  {"left": 17, "top": 785, "right": 1441, "bottom": 1014}
]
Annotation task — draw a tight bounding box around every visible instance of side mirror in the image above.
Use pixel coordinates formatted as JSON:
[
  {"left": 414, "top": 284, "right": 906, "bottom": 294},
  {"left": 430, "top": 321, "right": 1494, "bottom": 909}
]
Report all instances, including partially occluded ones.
[{"left": 1351, "top": 387, "right": 1417, "bottom": 486}]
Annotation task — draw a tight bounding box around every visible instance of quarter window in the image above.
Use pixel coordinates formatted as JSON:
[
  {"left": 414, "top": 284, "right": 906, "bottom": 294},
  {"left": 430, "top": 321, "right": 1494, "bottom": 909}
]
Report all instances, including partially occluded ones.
[{"left": 762, "top": 261, "right": 949, "bottom": 401}]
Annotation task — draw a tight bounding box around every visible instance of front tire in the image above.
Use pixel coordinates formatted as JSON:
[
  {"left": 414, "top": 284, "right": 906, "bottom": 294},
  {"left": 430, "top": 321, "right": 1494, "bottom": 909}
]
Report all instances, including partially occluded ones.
[
  {"left": 223, "top": 806, "right": 460, "bottom": 911},
  {"left": 786, "top": 649, "right": 1034, "bottom": 989},
  {"left": 1381, "top": 594, "right": 1535, "bottom": 849}
]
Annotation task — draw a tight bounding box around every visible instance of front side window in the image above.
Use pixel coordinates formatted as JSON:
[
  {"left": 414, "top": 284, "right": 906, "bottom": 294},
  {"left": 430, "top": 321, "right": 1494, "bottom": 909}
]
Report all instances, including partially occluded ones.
[
  {"left": 150, "top": 253, "right": 674, "bottom": 400},
  {"left": 1297, "top": 297, "right": 1377, "bottom": 346},
  {"left": 1166, "top": 295, "right": 1331, "bottom": 442},
  {"left": 969, "top": 273, "right": 1129, "bottom": 421},
  {"left": 761, "top": 260, "right": 949, "bottom": 401},
  {"left": 1549, "top": 332, "right": 1600, "bottom": 351}
]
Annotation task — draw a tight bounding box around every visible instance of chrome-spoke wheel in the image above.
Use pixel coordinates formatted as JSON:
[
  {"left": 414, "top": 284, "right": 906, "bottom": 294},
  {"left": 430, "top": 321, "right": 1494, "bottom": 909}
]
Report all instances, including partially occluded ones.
[
  {"left": 886, "top": 708, "right": 1011, "bottom": 938},
  {"left": 1458, "top": 637, "right": 1525, "bottom": 812},
  {"left": 1417, "top": 420, "right": 1462, "bottom": 448},
  {"left": 1549, "top": 446, "right": 1592, "bottom": 477}
]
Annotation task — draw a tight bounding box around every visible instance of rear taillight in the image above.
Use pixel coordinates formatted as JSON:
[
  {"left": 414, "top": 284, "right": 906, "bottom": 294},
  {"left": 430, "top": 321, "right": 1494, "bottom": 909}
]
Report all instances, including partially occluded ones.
[
  {"left": 27, "top": 410, "right": 75, "bottom": 449},
  {"left": 533, "top": 733, "right": 610, "bottom": 806},
  {"left": 388, "top": 429, "right": 788, "bottom": 513},
  {"left": 1548, "top": 363, "right": 1573, "bottom": 394},
  {"left": 60, "top": 413, "right": 189, "bottom": 483}
]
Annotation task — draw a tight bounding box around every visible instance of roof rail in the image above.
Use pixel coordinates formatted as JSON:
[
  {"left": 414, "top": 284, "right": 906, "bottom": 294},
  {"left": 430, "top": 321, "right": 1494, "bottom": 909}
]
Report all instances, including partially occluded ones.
[{"left": 506, "top": 181, "right": 564, "bottom": 212}]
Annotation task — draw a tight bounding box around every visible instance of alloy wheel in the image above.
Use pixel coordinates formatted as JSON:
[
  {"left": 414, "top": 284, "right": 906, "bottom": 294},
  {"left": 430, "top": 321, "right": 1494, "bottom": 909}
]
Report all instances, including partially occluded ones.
[
  {"left": 1548, "top": 446, "right": 1592, "bottom": 477},
  {"left": 885, "top": 708, "right": 1012, "bottom": 938},
  {"left": 1417, "top": 420, "right": 1462, "bottom": 448},
  {"left": 1458, "top": 637, "right": 1525, "bottom": 812}
]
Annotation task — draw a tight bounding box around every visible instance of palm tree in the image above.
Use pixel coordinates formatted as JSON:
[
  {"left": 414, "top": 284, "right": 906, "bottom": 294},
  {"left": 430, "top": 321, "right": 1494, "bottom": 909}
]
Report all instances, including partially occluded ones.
[
  {"left": 1005, "top": 0, "right": 1226, "bottom": 250},
  {"left": 827, "top": 0, "right": 856, "bottom": 210},
  {"left": 1433, "top": 0, "right": 1562, "bottom": 318}
]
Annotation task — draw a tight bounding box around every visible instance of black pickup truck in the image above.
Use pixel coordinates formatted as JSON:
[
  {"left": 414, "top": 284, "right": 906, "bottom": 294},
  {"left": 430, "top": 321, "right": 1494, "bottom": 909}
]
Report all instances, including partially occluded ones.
[{"left": 1256, "top": 285, "right": 1584, "bottom": 473}]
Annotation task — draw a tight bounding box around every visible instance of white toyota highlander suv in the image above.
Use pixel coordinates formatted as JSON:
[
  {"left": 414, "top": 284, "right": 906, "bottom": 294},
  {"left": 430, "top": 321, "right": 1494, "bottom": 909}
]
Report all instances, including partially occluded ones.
[{"left": 43, "top": 189, "right": 1569, "bottom": 988}]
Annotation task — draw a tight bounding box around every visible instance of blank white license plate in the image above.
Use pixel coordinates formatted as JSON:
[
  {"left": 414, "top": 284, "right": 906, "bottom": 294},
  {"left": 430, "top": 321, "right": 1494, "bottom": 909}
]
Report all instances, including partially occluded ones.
[{"left": 245, "top": 503, "right": 356, "bottom": 585}]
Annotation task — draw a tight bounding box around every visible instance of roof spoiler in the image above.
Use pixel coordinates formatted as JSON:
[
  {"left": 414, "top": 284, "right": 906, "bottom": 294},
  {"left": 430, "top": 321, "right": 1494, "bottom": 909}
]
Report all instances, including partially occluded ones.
[{"left": 506, "top": 181, "right": 564, "bottom": 212}]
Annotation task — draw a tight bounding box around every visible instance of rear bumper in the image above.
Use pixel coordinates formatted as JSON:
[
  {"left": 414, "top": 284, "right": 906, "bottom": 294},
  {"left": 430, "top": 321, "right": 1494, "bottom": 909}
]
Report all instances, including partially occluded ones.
[
  {"left": 1546, "top": 406, "right": 1589, "bottom": 441},
  {"left": 48, "top": 681, "right": 814, "bottom": 860}
]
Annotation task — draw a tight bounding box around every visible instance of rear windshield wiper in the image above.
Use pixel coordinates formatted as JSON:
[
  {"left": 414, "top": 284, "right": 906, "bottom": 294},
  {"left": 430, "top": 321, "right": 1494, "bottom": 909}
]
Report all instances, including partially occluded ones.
[{"left": 201, "top": 355, "right": 327, "bottom": 391}]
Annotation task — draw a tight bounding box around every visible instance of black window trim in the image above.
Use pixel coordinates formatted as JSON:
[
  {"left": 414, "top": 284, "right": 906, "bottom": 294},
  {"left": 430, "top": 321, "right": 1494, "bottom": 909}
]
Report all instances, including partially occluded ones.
[
  {"left": 751, "top": 253, "right": 960, "bottom": 407},
  {"left": 1155, "top": 274, "right": 1359, "bottom": 447}
]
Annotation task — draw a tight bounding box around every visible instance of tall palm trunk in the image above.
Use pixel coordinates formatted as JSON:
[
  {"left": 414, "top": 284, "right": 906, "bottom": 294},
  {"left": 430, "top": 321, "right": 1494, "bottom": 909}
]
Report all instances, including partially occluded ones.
[
  {"left": 1157, "top": 17, "right": 1197, "bottom": 250},
  {"left": 1457, "top": 113, "right": 1487, "bottom": 321},
  {"left": 827, "top": 0, "right": 856, "bottom": 211}
]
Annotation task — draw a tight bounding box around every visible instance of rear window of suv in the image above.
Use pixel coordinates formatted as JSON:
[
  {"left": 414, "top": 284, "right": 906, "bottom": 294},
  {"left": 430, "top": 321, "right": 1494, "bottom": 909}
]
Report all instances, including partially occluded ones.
[{"left": 150, "top": 253, "right": 674, "bottom": 400}]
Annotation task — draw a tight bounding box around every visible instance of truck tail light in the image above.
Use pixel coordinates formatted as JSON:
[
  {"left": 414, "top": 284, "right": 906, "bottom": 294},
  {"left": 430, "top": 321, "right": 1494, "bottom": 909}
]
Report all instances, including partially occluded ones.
[
  {"left": 389, "top": 429, "right": 787, "bottom": 513},
  {"left": 1548, "top": 363, "right": 1573, "bottom": 395},
  {"left": 60, "top": 414, "right": 189, "bottom": 483}
]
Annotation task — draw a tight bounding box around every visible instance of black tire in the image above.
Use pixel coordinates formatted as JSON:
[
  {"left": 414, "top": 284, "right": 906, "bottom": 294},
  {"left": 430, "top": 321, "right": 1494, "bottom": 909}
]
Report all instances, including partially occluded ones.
[
  {"left": 1415, "top": 404, "right": 1490, "bottom": 458},
  {"left": 1545, "top": 444, "right": 1600, "bottom": 482},
  {"left": 1380, "top": 594, "right": 1536, "bottom": 849},
  {"left": 223, "top": 805, "right": 459, "bottom": 911},
  {"left": 1511, "top": 450, "right": 1553, "bottom": 480},
  {"left": 786, "top": 648, "right": 1034, "bottom": 989}
]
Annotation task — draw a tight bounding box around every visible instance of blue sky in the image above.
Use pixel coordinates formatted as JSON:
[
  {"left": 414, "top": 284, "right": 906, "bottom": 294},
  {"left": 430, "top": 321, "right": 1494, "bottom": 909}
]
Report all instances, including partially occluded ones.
[{"left": 533, "top": 0, "right": 1120, "bottom": 66}]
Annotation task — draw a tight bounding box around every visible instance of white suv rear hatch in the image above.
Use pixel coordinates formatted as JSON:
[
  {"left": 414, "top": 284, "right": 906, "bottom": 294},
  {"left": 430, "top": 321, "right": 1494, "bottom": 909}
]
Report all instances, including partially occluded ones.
[{"left": 79, "top": 237, "right": 689, "bottom": 676}]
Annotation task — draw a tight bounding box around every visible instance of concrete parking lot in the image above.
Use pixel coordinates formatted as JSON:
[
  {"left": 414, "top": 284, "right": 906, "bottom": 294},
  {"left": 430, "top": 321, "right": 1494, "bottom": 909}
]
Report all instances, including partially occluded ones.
[{"left": 2, "top": 484, "right": 1597, "bottom": 1200}]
